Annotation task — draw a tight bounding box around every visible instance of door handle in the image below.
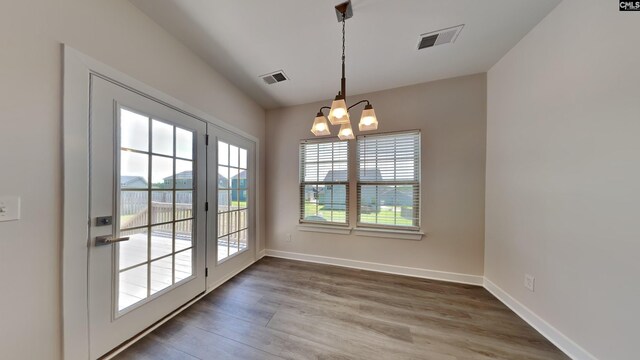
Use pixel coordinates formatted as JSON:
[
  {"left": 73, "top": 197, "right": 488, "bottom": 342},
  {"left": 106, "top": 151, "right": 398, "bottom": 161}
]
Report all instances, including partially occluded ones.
[{"left": 96, "top": 235, "right": 130, "bottom": 246}]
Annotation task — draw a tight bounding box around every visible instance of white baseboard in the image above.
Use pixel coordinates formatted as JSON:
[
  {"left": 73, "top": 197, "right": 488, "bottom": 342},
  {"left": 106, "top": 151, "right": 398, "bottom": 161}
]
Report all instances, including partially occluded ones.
[
  {"left": 257, "top": 249, "right": 266, "bottom": 259},
  {"left": 483, "top": 278, "right": 597, "bottom": 360},
  {"left": 264, "top": 249, "right": 484, "bottom": 285}
]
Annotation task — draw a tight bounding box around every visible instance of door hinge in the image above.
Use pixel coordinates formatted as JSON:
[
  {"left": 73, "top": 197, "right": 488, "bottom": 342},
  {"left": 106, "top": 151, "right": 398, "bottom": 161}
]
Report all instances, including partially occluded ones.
[
  {"left": 205, "top": 267, "right": 209, "bottom": 277},
  {"left": 205, "top": 202, "right": 209, "bottom": 211},
  {"left": 205, "top": 134, "right": 209, "bottom": 146}
]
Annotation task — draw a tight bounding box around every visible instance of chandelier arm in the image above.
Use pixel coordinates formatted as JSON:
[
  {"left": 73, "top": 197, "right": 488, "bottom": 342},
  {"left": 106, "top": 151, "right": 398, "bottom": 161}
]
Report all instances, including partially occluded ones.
[
  {"left": 347, "top": 100, "right": 371, "bottom": 111},
  {"left": 318, "top": 106, "right": 332, "bottom": 115}
]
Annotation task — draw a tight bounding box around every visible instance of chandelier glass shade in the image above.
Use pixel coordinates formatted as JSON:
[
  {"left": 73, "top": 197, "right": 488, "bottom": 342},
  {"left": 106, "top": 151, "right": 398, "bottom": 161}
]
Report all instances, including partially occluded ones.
[
  {"left": 328, "top": 98, "right": 350, "bottom": 125},
  {"left": 338, "top": 122, "right": 355, "bottom": 140},
  {"left": 358, "top": 104, "right": 378, "bottom": 131},
  {"left": 310, "top": 112, "right": 331, "bottom": 136}
]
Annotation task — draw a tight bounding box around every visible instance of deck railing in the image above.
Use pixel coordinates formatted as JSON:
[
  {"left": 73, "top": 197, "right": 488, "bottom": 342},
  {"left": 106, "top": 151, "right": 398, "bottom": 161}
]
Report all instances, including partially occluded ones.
[{"left": 121, "top": 202, "right": 247, "bottom": 236}]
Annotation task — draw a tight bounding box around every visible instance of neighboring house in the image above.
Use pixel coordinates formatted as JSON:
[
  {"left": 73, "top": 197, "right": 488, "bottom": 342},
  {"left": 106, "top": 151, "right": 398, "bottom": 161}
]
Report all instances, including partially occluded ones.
[
  {"left": 163, "top": 171, "right": 193, "bottom": 189},
  {"left": 318, "top": 169, "right": 412, "bottom": 211},
  {"left": 159, "top": 171, "right": 230, "bottom": 207},
  {"left": 218, "top": 173, "right": 229, "bottom": 189},
  {"left": 121, "top": 175, "right": 148, "bottom": 189},
  {"left": 230, "top": 170, "right": 248, "bottom": 201}
]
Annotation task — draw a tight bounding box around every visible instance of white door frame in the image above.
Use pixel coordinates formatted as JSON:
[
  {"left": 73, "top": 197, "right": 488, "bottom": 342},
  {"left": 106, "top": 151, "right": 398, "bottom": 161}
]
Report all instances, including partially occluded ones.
[{"left": 62, "top": 45, "right": 262, "bottom": 360}]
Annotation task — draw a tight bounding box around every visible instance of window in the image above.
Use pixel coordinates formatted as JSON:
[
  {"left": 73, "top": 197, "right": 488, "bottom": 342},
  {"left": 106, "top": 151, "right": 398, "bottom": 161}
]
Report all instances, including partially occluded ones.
[
  {"left": 357, "top": 131, "right": 420, "bottom": 230},
  {"left": 217, "top": 141, "right": 249, "bottom": 262},
  {"left": 299, "top": 139, "right": 349, "bottom": 225},
  {"left": 117, "top": 109, "right": 196, "bottom": 311}
]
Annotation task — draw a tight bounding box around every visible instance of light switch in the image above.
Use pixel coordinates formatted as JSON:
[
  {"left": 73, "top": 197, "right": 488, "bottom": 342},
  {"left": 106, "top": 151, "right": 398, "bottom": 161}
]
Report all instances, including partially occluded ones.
[{"left": 0, "top": 196, "right": 21, "bottom": 222}]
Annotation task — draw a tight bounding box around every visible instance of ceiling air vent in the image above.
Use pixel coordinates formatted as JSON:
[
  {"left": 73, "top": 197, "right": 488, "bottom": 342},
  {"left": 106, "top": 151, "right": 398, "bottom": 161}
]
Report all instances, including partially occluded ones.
[
  {"left": 260, "top": 70, "right": 289, "bottom": 85},
  {"left": 417, "top": 24, "right": 464, "bottom": 50}
]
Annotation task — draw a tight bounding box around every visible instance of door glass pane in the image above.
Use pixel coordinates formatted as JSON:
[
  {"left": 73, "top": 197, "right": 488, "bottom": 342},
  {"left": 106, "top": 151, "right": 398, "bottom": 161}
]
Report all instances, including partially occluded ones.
[
  {"left": 218, "top": 190, "right": 230, "bottom": 213},
  {"left": 229, "top": 145, "right": 239, "bottom": 167},
  {"left": 120, "top": 191, "right": 147, "bottom": 228},
  {"left": 120, "top": 109, "right": 148, "bottom": 152},
  {"left": 218, "top": 212, "right": 228, "bottom": 237},
  {"left": 152, "top": 120, "right": 173, "bottom": 156},
  {"left": 150, "top": 257, "right": 173, "bottom": 295},
  {"left": 175, "top": 127, "right": 193, "bottom": 160},
  {"left": 175, "top": 219, "right": 192, "bottom": 251},
  {"left": 239, "top": 148, "right": 247, "bottom": 169},
  {"left": 218, "top": 166, "right": 229, "bottom": 189},
  {"left": 239, "top": 209, "right": 247, "bottom": 229},
  {"left": 150, "top": 223, "right": 173, "bottom": 260},
  {"left": 239, "top": 170, "right": 247, "bottom": 188},
  {"left": 151, "top": 156, "right": 173, "bottom": 189},
  {"left": 119, "top": 228, "right": 148, "bottom": 270},
  {"left": 239, "top": 230, "right": 248, "bottom": 250},
  {"left": 118, "top": 265, "right": 148, "bottom": 311},
  {"left": 218, "top": 141, "right": 229, "bottom": 165},
  {"left": 175, "top": 191, "right": 193, "bottom": 221},
  {"left": 175, "top": 160, "right": 193, "bottom": 189},
  {"left": 175, "top": 249, "right": 193, "bottom": 282},
  {"left": 121, "top": 151, "right": 148, "bottom": 188},
  {"left": 229, "top": 231, "right": 239, "bottom": 256},
  {"left": 217, "top": 236, "right": 229, "bottom": 261},
  {"left": 217, "top": 140, "right": 249, "bottom": 262},
  {"left": 229, "top": 210, "right": 239, "bottom": 234},
  {"left": 151, "top": 191, "right": 172, "bottom": 224},
  {"left": 117, "top": 106, "right": 198, "bottom": 312}
]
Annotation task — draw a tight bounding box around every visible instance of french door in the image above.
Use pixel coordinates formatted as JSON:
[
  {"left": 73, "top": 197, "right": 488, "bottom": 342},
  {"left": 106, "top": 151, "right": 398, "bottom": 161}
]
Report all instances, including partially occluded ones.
[
  {"left": 207, "top": 128, "right": 256, "bottom": 288},
  {"left": 88, "top": 76, "right": 207, "bottom": 358}
]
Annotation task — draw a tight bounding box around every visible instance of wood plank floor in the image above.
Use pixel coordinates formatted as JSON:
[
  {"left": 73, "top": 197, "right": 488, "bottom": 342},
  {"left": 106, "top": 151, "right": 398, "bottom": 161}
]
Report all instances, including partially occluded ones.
[{"left": 114, "top": 257, "right": 569, "bottom": 360}]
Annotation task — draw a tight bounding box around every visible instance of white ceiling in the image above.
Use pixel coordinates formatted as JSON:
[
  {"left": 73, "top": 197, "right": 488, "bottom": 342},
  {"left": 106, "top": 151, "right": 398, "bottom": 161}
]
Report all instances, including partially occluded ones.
[{"left": 131, "top": 0, "right": 560, "bottom": 109}]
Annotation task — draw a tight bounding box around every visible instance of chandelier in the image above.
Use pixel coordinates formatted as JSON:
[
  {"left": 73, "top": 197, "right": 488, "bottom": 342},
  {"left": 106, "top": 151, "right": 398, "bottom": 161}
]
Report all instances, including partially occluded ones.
[{"left": 311, "top": 0, "right": 378, "bottom": 139}]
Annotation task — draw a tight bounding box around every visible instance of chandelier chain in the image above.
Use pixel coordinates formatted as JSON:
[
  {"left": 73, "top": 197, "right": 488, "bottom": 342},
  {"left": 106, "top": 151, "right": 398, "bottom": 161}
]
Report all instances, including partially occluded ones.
[{"left": 342, "top": 12, "right": 346, "bottom": 68}]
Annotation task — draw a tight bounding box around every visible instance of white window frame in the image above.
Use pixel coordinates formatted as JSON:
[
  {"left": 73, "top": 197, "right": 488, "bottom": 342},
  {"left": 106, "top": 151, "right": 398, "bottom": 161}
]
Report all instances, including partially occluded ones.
[
  {"left": 297, "top": 131, "right": 423, "bottom": 240},
  {"left": 299, "top": 138, "right": 350, "bottom": 227},
  {"left": 356, "top": 130, "right": 421, "bottom": 231}
]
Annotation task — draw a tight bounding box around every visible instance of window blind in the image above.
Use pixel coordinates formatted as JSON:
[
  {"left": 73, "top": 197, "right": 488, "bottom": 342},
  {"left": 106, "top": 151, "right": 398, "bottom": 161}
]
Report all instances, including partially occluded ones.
[
  {"left": 299, "top": 139, "right": 349, "bottom": 225},
  {"left": 357, "top": 131, "right": 420, "bottom": 229}
]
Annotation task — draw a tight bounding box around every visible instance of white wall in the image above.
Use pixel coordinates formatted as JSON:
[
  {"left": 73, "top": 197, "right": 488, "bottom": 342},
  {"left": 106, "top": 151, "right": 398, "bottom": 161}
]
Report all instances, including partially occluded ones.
[
  {"left": 0, "top": 1, "right": 265, "bottom": 359},
  {"left": 266, "top": 74, "right": 486, "bottom": 277},
  {"left": 485, "top": 1, "right": 640, "bottom": 359}
]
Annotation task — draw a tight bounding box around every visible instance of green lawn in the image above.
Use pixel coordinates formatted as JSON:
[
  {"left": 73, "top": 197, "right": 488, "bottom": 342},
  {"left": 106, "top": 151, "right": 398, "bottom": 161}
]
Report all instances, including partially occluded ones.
[{"left": 304, "top": 202, "right": 413, "bottom": 226}]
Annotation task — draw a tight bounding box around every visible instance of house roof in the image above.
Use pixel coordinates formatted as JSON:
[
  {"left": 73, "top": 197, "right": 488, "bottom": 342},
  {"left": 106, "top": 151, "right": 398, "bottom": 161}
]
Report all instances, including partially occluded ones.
[
  {"left": 164, "top": 171, "right": 193, "bottom": 181},
  {"left": 121, "top": 176, "right": 147, "bottom": 186},
  {"left": 231, "top": 170, "right": 246, "bottom": 180}
]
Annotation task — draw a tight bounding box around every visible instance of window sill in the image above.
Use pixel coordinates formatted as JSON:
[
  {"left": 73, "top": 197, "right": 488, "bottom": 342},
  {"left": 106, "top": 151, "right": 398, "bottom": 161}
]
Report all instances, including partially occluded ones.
[
  {"left": 352, "top": 227, "right": 424, "bottom": 241},
  {"left": 297, "top": 224, "right": 352, "bottom": 235}
]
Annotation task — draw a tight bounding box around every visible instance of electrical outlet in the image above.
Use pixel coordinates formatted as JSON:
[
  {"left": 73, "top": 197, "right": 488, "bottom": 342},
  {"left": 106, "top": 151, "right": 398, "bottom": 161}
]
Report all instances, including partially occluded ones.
[
  {"left": 285, "top": 233, "right": 292, "bottom": 242},
  {"left": 0, "top": 196, "right": 21, "bottom": 222},
  {"left": 524, "top": 274, "right": 535, "bottom": 292}
]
